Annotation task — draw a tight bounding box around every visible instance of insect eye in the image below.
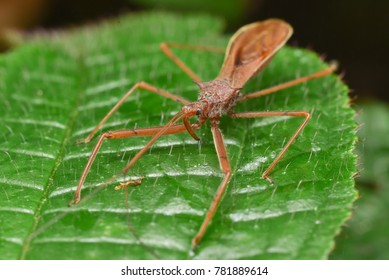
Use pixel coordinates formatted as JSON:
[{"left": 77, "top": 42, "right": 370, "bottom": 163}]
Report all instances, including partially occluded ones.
[{"left": 196, "top": 109, "right": 202, "bottom": 116}]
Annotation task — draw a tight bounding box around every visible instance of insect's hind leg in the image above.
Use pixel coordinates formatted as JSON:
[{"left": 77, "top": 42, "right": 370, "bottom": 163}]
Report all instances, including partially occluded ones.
[
  {"left": 160, "top": 42, "right": 224, "bottom": 82},
  {"left": 239, "top": 62, "right": 337, "bottom": 101},
  {"left": 79, "top": 81, "right": 191, "bottom": 144}
]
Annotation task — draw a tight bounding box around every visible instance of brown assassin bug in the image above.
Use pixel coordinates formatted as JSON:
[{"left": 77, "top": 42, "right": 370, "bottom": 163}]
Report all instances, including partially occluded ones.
[{"left": 69, "top": 19, "right": 337, "bottom": 250}]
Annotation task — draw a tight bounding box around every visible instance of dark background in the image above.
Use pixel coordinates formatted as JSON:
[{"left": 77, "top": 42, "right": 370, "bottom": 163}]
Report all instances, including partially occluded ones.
[{"left": 1, "top": 0, "right": 388, "bottom": 102}]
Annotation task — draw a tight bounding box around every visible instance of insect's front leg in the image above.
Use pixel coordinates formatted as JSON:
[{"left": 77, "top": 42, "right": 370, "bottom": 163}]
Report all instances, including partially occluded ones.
[{"left": 192, "top": 120, "right": 232, "bottom": 250}]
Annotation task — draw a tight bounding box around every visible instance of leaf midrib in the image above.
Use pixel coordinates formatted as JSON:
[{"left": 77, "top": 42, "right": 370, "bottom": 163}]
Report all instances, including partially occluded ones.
[{"left": 18, "top": 49, "right": 86, "bottom": 260}]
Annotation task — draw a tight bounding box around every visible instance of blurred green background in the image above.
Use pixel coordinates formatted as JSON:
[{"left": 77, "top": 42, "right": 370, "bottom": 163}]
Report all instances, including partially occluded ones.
[{"left": 1, "top": 0, "right": 388, "bottom": 259}]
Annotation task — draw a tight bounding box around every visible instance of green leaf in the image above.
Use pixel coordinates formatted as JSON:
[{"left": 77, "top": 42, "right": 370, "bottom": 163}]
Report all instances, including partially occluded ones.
[
  {"left": 0, "top": 12, "right": 357, "bottom": 259},
  {"left": 330, "top": 103, "right": 389, "bottom": 259}
]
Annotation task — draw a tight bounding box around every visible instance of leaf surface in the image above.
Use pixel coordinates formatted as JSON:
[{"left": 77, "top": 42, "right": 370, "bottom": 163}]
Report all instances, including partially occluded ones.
[
  {"left": 330, "top": 104, "right": 389, "bottom": 259},
  {"left": 0, "top": 12, "right": 357, "bottom": 259}
]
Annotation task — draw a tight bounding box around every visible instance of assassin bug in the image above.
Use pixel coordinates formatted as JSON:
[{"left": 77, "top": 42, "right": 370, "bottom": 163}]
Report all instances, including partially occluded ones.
[{"left": 69, "top": 19, "right": 337, "bottom": 250}]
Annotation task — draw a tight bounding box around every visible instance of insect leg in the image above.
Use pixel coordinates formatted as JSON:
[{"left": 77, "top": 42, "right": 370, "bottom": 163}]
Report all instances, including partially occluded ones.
[
  {"left": 239, "top": 62, "right": 337, "bottom": 101},
  {"left": 230, "top": 111, "right": 311, "bottom": 183},
  {"left": 79, "top": 81, "right": 190, "bottom": 144},
  {"left": 70, "top": 122, "right": 196, "bottom": 206},
  {"left": 192, "top": 121, "right": 232, "bottom": 250},
  {"left": 160, "top": 42, "right": 224, "bottom": 82}
]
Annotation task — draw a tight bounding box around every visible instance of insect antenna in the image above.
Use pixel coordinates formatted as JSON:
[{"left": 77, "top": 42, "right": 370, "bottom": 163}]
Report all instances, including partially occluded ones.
[
  {"left": 123, "top": 185, "right": 161, "bottom": 259},
  {"left": 120, "top": 109, "right": 186, "bottom": 174}
]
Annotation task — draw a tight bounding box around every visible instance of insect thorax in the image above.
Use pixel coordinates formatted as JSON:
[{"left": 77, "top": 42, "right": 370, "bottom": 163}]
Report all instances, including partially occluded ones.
[{"left": 196, "top": 80, "right": 240, "bottom": 118}]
